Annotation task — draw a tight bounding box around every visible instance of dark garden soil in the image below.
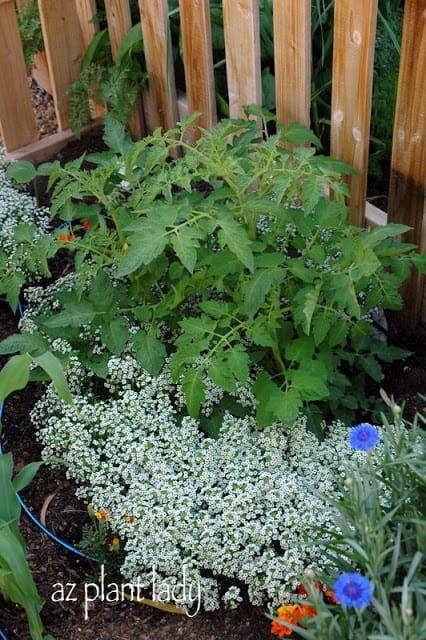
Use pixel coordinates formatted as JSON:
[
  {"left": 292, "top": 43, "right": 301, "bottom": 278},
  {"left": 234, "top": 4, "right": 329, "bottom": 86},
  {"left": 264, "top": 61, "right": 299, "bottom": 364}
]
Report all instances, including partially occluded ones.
[{"left": 1, "top": 91, "right": 426, "bottom": 640}]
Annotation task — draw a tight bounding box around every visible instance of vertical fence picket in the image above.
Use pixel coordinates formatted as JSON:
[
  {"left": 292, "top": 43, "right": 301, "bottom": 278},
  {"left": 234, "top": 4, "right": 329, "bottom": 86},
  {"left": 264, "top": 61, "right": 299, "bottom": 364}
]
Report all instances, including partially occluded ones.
[
  {"left": 138, "top": 0, "right": 178, "bottom": 133},
  {"left": 222, "top": 0, "right": 261, "bottom": 120},
  {"left": 273, "top": 0, "right": 311, "bottom": 127},
  {"left": 75, "top": 0, "right": 98, "bottom": 48},
  {"left": 388, "top": 0, "right": 426, "bottom": 324},
  {"left": 178, "top": 0, "right": 216, "bottom": 142},
  {"left": 330, "top": 0, "right": 378, "bottom": 227},
  {"left": 75, "top": 0, "right": 107, "bottom": 119},
  {"left": 38, "top": 0, "right": 87, "bottom": 130},
  {"left": 104, "top": 0, "right": 145, "bottom": 137},
  {"left": 0, "top": 0, "right": 38, "bottom": 150}
]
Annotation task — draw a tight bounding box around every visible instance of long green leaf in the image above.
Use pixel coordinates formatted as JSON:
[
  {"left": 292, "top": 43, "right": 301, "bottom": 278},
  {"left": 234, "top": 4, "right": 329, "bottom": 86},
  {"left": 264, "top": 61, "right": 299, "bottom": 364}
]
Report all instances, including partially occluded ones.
[
  {"left": 0, "top": 354, "right": 32, "bottom": 404},
  {"left": 32, "top": 352, "right": 72, "bottom": 404}
]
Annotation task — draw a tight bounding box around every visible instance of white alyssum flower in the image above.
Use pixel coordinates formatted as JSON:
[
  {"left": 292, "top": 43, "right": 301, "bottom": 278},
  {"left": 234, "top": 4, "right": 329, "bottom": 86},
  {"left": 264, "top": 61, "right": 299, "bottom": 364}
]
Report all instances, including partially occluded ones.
[
  {"left": 31, "top": 351, "right": 392, "bottom": 613},
  {"left": 0, "top": 147, "right": 51, "bottom": 281}
]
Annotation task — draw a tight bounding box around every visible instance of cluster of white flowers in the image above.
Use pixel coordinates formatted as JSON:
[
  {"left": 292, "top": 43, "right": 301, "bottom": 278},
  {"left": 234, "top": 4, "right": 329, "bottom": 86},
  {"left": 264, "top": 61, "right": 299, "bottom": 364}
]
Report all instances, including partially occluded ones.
[
  {"left": 0, "top": 149, "right": 51, "bottom": 279},
  {"left": 30, "top": 348, "right": 389, "bottom": 613}
]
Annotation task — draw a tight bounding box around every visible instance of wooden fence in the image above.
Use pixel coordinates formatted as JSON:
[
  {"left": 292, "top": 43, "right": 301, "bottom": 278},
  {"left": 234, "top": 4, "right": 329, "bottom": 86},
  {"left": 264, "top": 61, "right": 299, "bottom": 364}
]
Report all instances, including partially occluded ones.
[{"left": 0, "top": 0, "right": 425, "bottom": 322}]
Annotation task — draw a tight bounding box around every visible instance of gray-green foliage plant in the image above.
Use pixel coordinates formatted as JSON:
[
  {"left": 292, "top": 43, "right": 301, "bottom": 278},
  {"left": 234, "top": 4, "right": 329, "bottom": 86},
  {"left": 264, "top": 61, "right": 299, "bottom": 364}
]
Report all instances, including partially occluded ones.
[
  {"left": 0, "top": 451, "right": 53, "bottom": 640},
  {"left": 2, "top": 111, "right": 424, "bottom": 431},
  {"left": 269, "top": 400, "right": 426, "bottom": 639}
]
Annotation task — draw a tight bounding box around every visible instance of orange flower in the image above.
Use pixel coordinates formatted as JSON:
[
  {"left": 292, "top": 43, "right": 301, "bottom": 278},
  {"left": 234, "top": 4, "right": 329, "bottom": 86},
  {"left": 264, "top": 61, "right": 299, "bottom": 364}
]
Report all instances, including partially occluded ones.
[
  {"left": 95, "top": 508, "right": 110, "bottom": 521},
  {"left": 108, "top": 537, "right": 120, "bottom": 551},
  {"left": 82, "top": 220, "right": 91, "bottom": 230},
  {"left": 66, "top": 232, "right": 75, "bottom": 241},
  {"left": 325, "top": 589, "right": 339, "bottom": 604},
  {"left": 58, "top": 234, "right": 67, "bottom": 242},
  {"left": 123, "top": 515, "right": 135, "bottom": 524},
  {"left": 298, "top": 581, "right": 323, "bottom": 598},
  {"left": 271, "top": 604, "right": 316, "bottom": 637}
]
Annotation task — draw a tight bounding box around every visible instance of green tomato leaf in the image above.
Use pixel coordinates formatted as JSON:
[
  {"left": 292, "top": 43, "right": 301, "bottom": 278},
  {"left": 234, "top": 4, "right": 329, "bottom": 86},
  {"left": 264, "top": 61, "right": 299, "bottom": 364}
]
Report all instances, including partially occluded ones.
[
  {"left": 294, "top": 283, "right": 321, "bottom": 335},
  {"left": 170, "top": 227, "right": 199, "bottom": 273},
  {"left": 41, "top": 302, "right": 97, "bottom": 328},
  {"left": 208, "top": 356, "right": 237, "bottom": 393},
  {"left": 241, "top": 267, "right": 286, "bottom": 317},
  {"left": 131, "top": 330, "right": 166, "bottom": 376},
  {"left": 181, "top": 367, "right": 206, "bottom": 418},
  {"left": 216, "top": 214, "right": 254, "bottom": 272}
]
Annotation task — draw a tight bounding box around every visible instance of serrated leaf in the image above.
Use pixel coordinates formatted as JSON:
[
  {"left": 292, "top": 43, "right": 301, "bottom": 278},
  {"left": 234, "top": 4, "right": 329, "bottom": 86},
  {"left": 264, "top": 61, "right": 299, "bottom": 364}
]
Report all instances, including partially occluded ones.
[
  {"left": 42, "top": 302, "right": 97, "bottom": 328},
  {"left": 272, "top": 387, "right": 302, "bottom": 424},
  {"left": 226, "top": 347, "right": 250, "bottom": 383},
  {"left": 313, "top": 314, "right": 331, "bottom": 346},
  {"left": 13, "top": 223, "right": 37, "bottom": 243},
  {"left": 117, "top": 229, "right": 168, "bottom": 275},
  {"left": 254, "top": 372, "right": 302, "bottom": 424},
  {"left": 300, "top": 178, "right": 325, "bottom": 212},
  {"left": 332, "top": 274, "right": 361, "bottom": 318},
  {"left": 363, "top": 223, "right": 412, "bottom": 248},
  {"left": 131, "top": 330, "right": 166, "bottom": 376},
  {"left": 294, "top": 284, "right": 321, "bottom": 335},
  {"left": 100, "top": 318, "right": 129, "bottom": 355},
  {"left": 181, "top": 367, "right": 206, "bottom": 418},
  {"left": 216, "top": 214, "right": 254, "bottom": 271},
  {"left": 199, "top": 300, "right": 229, "bottom": 318},
  {"left": 279, "top": 122, "right": 321, "bottom": 147},
  {"left": 89, "top": 270, "right": 115, "bottom": 312},
  {"left": 246, "top": 316, "right": 277, "bottom": 348},
  {"left": 208, "top": 357, "right": 237, "bottom": 392},
  {"left": 241, "top": 267, "right": 286, "bottom": 317},
  {"left": 170, "top": 227, "right": 199, "bottom": 273},
  {"left": 285, "top": 337, "right": 315, "bottom": 362},
  {"left": 0, "top": 354, "right": 32, "bottom": 404},
  {"left": 288, "top": 369, "right": 329, "bottom": 401},
  {"left": 103, "top": 116, "right": 132, "bottom": 155},
  {"left": 33, "top": 352, "right": 72, "bottom": 404}
]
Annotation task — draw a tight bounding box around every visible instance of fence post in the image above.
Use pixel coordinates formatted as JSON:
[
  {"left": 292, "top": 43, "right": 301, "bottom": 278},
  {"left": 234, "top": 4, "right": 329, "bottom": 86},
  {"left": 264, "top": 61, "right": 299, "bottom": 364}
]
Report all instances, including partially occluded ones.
[
  {"left": 178, "top": 0, "right": 216, "bottom": 143},
  {"left": 387, "top": 0, "right": 426, "bottom": 325},
  {"left": 330, "top": 0, "right": 378, "bottom": 227},
  {"left": 0, "top": 0, "right": 38, "bottom": 151},
  {"left": 138, "top": 0, "right": 178, "bottom": 134},
  {"left": 103, "top": 0, "right": 145, "bottom": 138},
  {"left": 273, "top": 0, "right": 311, "bottom": 128},
  {"left": 222, "top": 0, "right": 262, "bottom": 120},
  {"left": 38, "top": 0, "right": 87, "bottom": 130}
]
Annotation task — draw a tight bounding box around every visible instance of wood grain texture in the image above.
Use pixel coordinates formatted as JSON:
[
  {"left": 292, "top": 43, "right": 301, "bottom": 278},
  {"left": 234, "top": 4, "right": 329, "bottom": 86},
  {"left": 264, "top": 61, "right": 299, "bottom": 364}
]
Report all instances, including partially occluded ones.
[
  {"left": 178, "top": 0, "right": 216, "bottom": 142},
  {"left": 138, "top": 0, "right": 178, "bottom": 133},
  {"left": 273, "top": 0, "right": 310, "bottom": 127},
  {"left": 38, "top": 0, "right": 86, "bottom": 130},
  {"left": 74, "top": 0, "right": 107, "bottom": 119},
  {"left": 104, "top": 0, "right": 144, "bottom": 137},
  {"left": 0, "top": 0, "right": 38, "bottom": 150},
  {"left": 222, "top": 0, "right": 262, "bottom": 119},
  {"left": 330, "top": 0, "right": 378, "bottom": 227},
  {"left": 75, "top": 0, "right": 98, "bottom": 49},
  {"left": 388, "top": 0, "right": 426, "bottom": 323},
  {"left": 104, "top": 0, "right": 132, "bottom": 58}
]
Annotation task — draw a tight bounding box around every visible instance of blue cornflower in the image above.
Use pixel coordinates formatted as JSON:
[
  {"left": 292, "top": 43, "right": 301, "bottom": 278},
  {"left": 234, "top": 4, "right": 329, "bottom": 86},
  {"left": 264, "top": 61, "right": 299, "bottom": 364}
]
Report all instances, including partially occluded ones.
[
  {"left": 349, "top": 423, "right": 379, "bottom": 451},
  {"left": 333, "top": 572, "right": 372, "bottom": 609}
]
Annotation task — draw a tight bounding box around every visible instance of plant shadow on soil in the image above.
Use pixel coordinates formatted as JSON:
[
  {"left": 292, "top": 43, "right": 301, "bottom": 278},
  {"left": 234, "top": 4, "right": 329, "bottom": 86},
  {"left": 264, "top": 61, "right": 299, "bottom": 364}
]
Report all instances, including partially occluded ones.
[{"left": 1, "top": 133, "right": 425, "bottom": 640}]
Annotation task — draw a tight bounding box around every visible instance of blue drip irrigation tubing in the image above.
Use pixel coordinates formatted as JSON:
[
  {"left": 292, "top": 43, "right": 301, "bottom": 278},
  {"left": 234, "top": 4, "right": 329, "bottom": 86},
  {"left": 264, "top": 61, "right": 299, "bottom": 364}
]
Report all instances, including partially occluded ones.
[{"left": 0, "top": 297, "right": 99, "bottom": 640}]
